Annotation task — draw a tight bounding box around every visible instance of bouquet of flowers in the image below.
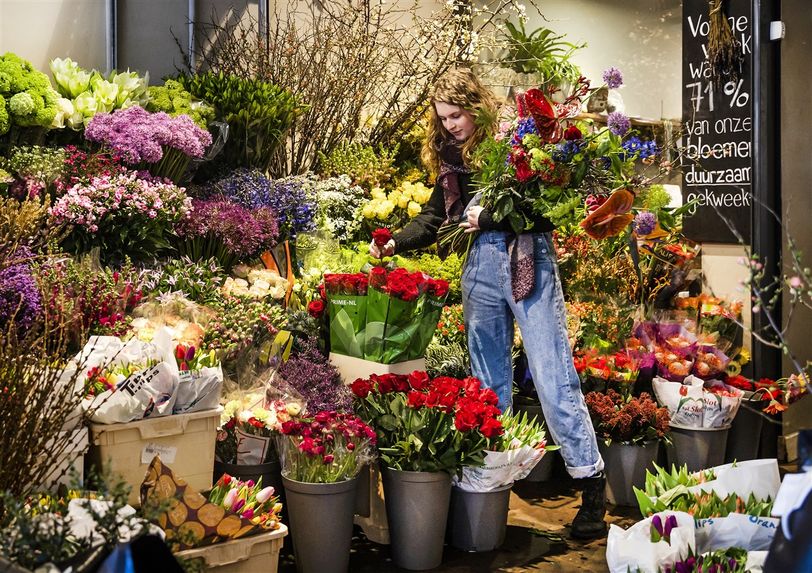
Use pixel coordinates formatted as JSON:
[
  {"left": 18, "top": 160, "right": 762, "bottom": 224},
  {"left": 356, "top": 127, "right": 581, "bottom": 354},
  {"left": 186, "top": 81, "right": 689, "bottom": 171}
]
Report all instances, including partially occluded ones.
[
  {"left": 351, "top": 371, "right": 502, "bottom": 473},
  {"left": 584, "top": 389, "right": 671, "bottom": 446},
  {"left": 652, "top": 376, "right": 743, "bottom": 429},
  {"left": 276, "top": 411, "right": 376, "bottom": 483},
  {"left": 84, "top": 105, "right": 212, "bottom": 183},
  {"left": 314, "top": 174, "right": 366, "bottom": 243},
  {"left": 725, "top": 373, "right": 809, "bottom": 415},
  {"left": 324, "top": 272, "right": 369, "bottom": 358},
  {"left": 606, "top": 511, "right": 696, "bottom": 573},
  {"left": 663, "top": 547, "right": 754, "bottom": 573},
  {"left": 216, "top": 392, "right": 303, "bottom": 466},
  {"left": 208, "top": 474, "right": 282, "bottom": 529},
  {"left": 574, "top": 349, "right": 640, "bottom": 391},
  {"left": 453, "top": 409, "right": 558, "bottom": 492}
]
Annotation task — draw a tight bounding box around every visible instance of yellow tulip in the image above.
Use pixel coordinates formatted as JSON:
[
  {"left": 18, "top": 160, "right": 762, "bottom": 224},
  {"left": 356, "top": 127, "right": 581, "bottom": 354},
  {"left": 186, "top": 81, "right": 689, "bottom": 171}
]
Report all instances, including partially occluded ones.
[{"left": 407, "top": 201, "right": 422, "bottom": 217}]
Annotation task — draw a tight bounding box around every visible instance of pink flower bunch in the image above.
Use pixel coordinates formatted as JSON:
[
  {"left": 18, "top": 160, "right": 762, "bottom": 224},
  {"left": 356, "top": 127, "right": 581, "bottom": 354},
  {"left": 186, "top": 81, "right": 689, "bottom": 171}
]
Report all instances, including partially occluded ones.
[
  {"left": 49, "top": 171, "right": 191, "bottom": 233},
  {"left": 84, "top": 105, "right": 212, "bottom": 164}
]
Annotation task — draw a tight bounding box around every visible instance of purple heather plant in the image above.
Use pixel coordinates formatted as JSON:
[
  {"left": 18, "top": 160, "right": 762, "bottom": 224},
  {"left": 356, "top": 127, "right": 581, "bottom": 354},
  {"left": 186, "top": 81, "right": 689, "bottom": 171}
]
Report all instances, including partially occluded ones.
[
  {"left": 277, "top": 336, "right": 352, "bottom": 414},
  {"left": 0, "top": 247, "right": 43, "bottom": 334},
  {"left": 84, "top": 105, "right": 212, "bottom": 164},
  {"left": 175, "top": 199, "right": 279, "bottom": 259}
]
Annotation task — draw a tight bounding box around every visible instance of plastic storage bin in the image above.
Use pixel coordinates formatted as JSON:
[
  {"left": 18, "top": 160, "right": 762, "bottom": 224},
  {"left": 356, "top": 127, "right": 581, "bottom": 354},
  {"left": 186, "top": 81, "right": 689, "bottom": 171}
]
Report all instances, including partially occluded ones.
[
  {"left": 86, "top": 408, "right": 221, "bottom": 505},
  {"left": 174, "top": 525, "right": 287, "bottom": 573}
]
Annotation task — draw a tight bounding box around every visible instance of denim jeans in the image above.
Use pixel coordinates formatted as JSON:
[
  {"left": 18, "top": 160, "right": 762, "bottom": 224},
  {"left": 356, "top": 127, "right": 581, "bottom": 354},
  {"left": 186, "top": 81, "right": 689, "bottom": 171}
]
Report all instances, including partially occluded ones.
[{"left": 461, "top": 231, "right": 604, "bottom": 479}]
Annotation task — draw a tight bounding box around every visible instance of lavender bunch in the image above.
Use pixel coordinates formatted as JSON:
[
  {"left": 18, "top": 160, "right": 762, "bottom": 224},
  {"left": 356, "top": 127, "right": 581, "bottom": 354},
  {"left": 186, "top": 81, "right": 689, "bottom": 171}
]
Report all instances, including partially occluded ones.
[
  {"left": 277, "top": 336, "right": 352, "bottom": 414},
  {"left": 174, "top": 198, "right": 279, "bottom": 270},
  {"left": 0, "top": 247, "right": 42, "bottom": 334}
]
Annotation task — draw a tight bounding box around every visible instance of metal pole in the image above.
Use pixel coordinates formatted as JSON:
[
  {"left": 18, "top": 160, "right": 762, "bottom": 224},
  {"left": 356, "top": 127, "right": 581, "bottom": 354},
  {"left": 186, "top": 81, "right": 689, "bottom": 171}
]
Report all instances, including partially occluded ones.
[
  {"left": 105, "top": 0, "right": 117, "bottom": 74},
  {"left": 258, "top": 0, "right": 268, "bottom": 44},
  {"left": 750, "top": 0, "right": 782, "bottom": 381},
  {"left": 188, "top": 0, "right": 196, "bottom": 70}
]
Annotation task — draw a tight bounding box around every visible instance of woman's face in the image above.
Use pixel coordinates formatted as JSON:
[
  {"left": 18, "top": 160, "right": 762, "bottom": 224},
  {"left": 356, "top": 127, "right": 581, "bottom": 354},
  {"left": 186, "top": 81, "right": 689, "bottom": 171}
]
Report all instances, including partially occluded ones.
[{"left": 435, "top": 101, "right": 476, "bottom": 142}]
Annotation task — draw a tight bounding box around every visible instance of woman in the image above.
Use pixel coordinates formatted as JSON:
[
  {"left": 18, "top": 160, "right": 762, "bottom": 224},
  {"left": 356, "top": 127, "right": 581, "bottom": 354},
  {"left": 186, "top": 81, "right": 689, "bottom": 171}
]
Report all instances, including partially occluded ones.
[{"left": 369, "top": 68, "right": 607, "bottom": 540}]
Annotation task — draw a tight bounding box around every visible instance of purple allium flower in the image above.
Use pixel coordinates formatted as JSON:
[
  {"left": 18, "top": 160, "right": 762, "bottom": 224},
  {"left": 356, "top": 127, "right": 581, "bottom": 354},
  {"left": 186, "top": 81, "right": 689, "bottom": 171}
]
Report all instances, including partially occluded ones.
[
  {"left": 277, "top": 337, "right": 352, "bottom": 414},
  {"left": 634, "top": 211, "right": 657, "bottom": 236},
  {"left": 607, "top": 111, "right": 631, "bottom": 136},
  {"left": 85, "top": 106, "right": 212, "bottom": 165},
  {"left": 0, "top": 247, "right": 42, "bottom": 334},
  {"left": 602, "top": 66, "right": 624, "bottom": 89},
  {"left": 175, "top": 199, "right": 279, "bottom": 257}
]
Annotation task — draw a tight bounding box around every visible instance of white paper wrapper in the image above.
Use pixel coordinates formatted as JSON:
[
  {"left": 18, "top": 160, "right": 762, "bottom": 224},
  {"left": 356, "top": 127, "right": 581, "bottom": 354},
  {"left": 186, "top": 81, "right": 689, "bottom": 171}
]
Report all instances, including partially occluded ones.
[
  {"left": 694, "top": 513, "right": 778, "bottom": 553},
  {"left": 453, "top": 446, "right": 545, "bottom": 492},
  {"left": 653, "top": 376, "right": 743, "bottom": 428},
  {"left": 606, "top": 511, "right": 696, "bottom": 573}
]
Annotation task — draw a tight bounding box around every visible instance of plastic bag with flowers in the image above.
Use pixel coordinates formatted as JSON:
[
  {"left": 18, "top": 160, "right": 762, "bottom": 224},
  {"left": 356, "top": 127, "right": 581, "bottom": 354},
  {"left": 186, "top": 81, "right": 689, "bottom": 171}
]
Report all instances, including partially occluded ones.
[
  {"left": 453, "top": 409, "right": 558, "bottom": 492},
  {"left": 324, "top": 272, "right": 369, "bottom": 359},
  {"left": 76, "top": 327, "right": 180, "bottom": 424},
  {"left": 217, "top": 383, "right": 304, "bottom": 466},
  {"left": 172, "top": 343, "right": 224, "bottom": 414},
  {"left": 364, "top": 267, "right": 439, "bottom": 364},
  {"left": 652, "top": 376, "right": 743, "bottom": 429},
  {"left": 276, "top": 411, "right": 377, "bottom": 483},
  {"left": 351, "top": 371, "right": 503, "bottom": 473}
]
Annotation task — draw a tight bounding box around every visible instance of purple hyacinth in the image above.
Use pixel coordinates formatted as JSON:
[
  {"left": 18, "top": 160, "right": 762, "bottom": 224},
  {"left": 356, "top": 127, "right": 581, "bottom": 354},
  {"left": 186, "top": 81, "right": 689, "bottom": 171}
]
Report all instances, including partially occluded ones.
[
  {"left": 634, "top": 211, "right": 657, "bottom": 236},
  {"left": 602, "top": 66, "right": 624, "bottom": 89},
  {"left": 0, "top": 247, "right": 43, "bottom": 334},
  {"left": 607, "top": 111, "right": 631, "bottom": 136},
  {"left": 85, "top": 105, "right": 212, "bottom": 164}
]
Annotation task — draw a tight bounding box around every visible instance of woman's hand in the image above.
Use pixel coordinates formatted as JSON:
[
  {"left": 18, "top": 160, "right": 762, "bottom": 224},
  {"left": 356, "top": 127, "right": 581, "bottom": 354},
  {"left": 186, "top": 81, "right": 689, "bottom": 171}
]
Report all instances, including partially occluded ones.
[
  {"left": 369, "top": 239, "right": 395, "bottom": 259},
  {"left": 458, "top": 205, "right": 484, "bottom": 234}
]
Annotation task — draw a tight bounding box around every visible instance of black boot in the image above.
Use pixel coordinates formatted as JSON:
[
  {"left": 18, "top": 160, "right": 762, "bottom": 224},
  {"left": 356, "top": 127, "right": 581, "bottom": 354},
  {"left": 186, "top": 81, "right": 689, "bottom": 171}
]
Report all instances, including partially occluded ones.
[{"left": 571, "top": 472, "right": 607, "bottom": 540}]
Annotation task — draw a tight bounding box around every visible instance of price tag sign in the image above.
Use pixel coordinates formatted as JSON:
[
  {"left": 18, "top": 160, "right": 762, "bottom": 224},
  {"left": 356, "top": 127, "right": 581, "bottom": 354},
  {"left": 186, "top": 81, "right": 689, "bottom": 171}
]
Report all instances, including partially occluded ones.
[{"left": 681, "top": 0, "right": 753, "bottom": 243}]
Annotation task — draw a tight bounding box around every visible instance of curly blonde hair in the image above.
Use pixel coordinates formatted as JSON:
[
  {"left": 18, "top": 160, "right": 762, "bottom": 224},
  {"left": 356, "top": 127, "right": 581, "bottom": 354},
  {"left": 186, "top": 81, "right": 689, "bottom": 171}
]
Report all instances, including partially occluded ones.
[{"left": 421, "top": 68, "right": 501, "bottom": 177}]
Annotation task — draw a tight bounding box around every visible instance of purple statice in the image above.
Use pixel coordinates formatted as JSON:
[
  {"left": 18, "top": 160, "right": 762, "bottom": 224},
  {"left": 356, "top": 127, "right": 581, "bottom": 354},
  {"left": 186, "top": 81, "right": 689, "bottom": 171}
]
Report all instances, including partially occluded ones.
[
  {"left": 621, "top": 136, "right": 659, "bottom": 160},
  {"left": 277, "top": 337, "right": 352, "bottom": 414},
  {"left": 210, "top": 168, "right": 272, "bottom": 210},
  {"left": 511, "top": 116, "right": 538, "bottom": 145},
  {"left": 607, "top": 111, "right": 631, "bottom": 136},
  {"left": 266, "top": 178, "right": 317, "bottom": 240},
  {"left": 0, "top": 247, "right": 43, "bottom": 334},
  {"left": 175, "top": 199, "right": 279, "bottom": 257},
  {"left": 84, "top": 106, "right": 212, "bottom": 164},
  {"left": 633, "top": 211, "right": 657, "bottom": 236},
  {"left": 602, "top": 66, "right": 624, "bottom": 89}
]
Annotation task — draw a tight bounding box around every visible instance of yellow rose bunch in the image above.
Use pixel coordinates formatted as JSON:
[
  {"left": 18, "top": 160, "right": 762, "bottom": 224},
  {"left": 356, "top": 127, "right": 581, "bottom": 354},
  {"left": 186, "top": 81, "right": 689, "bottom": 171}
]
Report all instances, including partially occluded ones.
[{"left": 361, "top": 180, "right": 433, "bottom": 228}]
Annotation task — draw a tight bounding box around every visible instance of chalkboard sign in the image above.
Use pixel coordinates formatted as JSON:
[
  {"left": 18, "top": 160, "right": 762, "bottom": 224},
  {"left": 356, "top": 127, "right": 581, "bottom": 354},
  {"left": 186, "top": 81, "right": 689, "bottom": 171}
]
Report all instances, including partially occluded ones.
[{"left": 681, "top": 0, "right": 752, "bottom": 243}]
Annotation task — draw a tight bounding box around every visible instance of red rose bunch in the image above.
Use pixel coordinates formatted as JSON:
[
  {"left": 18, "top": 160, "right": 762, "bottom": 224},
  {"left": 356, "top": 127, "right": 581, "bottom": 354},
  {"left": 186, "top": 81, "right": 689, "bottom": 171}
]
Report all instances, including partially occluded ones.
[
  {"left": 352, "top": 371, "right": 503, "bottom": 472},
  {"left": 324, "top": 273, "right": 368, "bottom": 296},
  {"left": 371, "top": 227, "right": 393, "bottom": 247},
  {"left": 307, "top": 299, "right": 325, "bottom": 319},
  {"left": 426, "top": 278, "right": 450, "bottom": 298},
  {"left": 278, "top": 411, "right": 377, "bottom": 483},
  {"left": 367, "top": 267, "right": 426, "bottom": 302}
]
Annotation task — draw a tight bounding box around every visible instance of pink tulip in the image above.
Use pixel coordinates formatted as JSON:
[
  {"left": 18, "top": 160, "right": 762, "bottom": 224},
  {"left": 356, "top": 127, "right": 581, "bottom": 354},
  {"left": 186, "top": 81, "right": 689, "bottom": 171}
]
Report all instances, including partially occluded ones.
[
  {"left": 223, "top": 488, "right": 238, "bottom": 509},
  {"left": 232, "top": 498, "right": 245, "bottom": 513},
  {"left": 256, "top": 486, "right": 275, "bottom": 504}
]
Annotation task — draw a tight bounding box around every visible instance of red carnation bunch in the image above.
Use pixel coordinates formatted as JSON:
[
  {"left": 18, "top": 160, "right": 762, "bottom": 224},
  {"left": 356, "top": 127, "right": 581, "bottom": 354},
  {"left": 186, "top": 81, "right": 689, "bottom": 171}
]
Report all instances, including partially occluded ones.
[{"left": 352, "top": 371, "right": 503, "bottom": 472}]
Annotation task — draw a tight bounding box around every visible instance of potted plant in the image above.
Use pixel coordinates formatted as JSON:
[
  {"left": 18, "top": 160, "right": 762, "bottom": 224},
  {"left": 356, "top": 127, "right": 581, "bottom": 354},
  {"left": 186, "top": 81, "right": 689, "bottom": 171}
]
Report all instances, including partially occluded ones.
[
  {"left": 351, "top": 371, "right": 502, "bottom": 570},
  {"left": 276, "top": 411, "right": 376, "bottom": 573},
  {"left": 585, "top": 389, "right": 671, "bottom": 506},
  {"left": 449, "top": 410, "right": 556, "bottom": 552}
]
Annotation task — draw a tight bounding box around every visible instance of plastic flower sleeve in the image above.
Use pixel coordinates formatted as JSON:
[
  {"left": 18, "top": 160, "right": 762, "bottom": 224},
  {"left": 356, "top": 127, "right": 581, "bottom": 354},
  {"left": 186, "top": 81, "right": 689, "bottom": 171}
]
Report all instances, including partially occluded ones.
[
  {"left": 406, "top": 278, "right": 449, "bottom": 361},
  {"left": 325, "top": 273, "right": 368, "bottom": 359}
]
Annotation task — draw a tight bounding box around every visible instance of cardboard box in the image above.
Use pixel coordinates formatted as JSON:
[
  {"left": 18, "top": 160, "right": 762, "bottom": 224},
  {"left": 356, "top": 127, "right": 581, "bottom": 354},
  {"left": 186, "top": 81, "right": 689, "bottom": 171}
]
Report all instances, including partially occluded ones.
[
  {"left": 174, "top": 525, "right": 287, "bottom": 573},
  {"left": 87, "top": 408, "right": 221, "bottom": 506},
  {"left": 329, "top": 353, "right": 426, "bottom": 384}
]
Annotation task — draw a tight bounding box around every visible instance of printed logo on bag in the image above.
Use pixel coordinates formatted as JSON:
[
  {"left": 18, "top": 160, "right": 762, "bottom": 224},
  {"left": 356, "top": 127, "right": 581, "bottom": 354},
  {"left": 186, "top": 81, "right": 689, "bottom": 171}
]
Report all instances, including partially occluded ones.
[
  {"left": 695, "top": 518, "right": 714, "bottom": 526},
  {"left": 117, "top": 365, "right": 161, "bottom": 396},
  {"left": 332, "top": 299, "right": 357, "bottom": 306}
]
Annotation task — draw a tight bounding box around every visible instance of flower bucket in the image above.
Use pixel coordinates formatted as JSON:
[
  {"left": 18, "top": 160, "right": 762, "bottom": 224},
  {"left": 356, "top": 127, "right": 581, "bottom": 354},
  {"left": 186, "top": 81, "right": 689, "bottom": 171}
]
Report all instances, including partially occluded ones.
[
  {"left": 513, "top": 403, "right": 556, "bottom": 482},
  {"left": 282, "top": 476, "right": 359, "bottom": 573},
  {"left": 667, "top": 424, "right": 730, "bottom": 473},
  {"left": 725, "top": 399, "right": 768, "bottom": 463},
  {"left": 381, "top": 467, "right": 451, "bottom": 570},
  {"left": 599, "top": 441, "right": 659, "bottom": 506},
  {"left": 214, "top": 460, "right": 284, "bottom": 510},
  {"left": 448, "top": 484, "right": 512, "bottom": 552}
]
